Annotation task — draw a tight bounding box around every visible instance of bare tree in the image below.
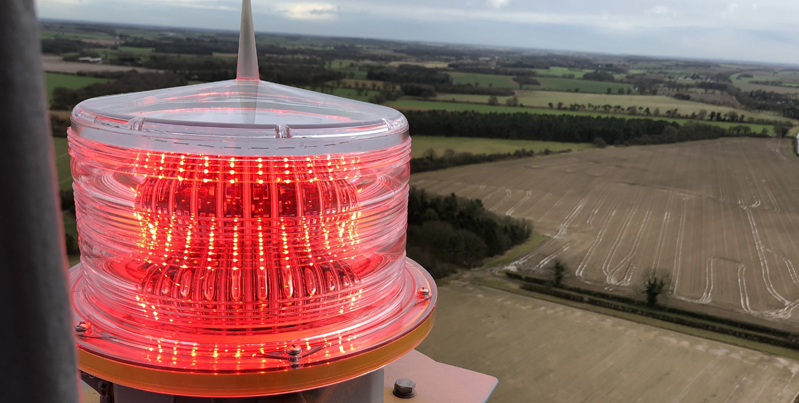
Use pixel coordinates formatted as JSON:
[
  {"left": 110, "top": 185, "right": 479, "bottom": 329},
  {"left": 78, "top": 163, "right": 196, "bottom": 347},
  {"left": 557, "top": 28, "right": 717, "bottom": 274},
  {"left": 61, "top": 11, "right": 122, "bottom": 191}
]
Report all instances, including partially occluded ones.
[
  {"left": 642, "top": 269, "right": 670, "bottom": 307},
  {"left": 550, "top": 260, "right": 566, "bottom": 287}
]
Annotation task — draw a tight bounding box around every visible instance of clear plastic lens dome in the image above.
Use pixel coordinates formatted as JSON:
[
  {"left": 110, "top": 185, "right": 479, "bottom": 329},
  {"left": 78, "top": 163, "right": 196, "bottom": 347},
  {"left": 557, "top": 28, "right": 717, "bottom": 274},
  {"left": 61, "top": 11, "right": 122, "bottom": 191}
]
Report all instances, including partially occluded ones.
[{"left": 68, "top": 80, "right": 435, "bottom": 384}]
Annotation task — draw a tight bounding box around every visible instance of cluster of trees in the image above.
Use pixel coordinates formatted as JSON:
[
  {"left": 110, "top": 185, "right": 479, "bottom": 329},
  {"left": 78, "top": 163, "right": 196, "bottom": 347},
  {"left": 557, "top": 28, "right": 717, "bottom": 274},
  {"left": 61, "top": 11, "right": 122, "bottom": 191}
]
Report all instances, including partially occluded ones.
[
  {"left": 696, "top": 82, "right": 731, "bottom": 93},
  {"left": 410, "top": 147, "right": 549, "bottom": 173},
  {"left": 367, "top": 64, "right": 451, "bottom": 85},
  {"left": 736, "top": 90, "right": 799, "bottom": 118},
  {"left": 400, "top": 84, "right": 436, "bottom": 98},
  {"left": 436, "top": 84, "right": 514, "bottom": 96},
  {"left": 51, "top": 114, "right": 70, "bottom": 138},
  {"left": 50, "top": 71, "right": 187, "bottom": 110},
  {"left": 41, "top": 38, "right": 90, "bottom": 55},
  {"left": 512, "top": 76, "right": 541, "bottom": 86},
  {"left": 582, "top": 71, "right": 615, "bottom": 82},
  {"left": 407, "top": 188, "right": 532, "bottom": 279}
]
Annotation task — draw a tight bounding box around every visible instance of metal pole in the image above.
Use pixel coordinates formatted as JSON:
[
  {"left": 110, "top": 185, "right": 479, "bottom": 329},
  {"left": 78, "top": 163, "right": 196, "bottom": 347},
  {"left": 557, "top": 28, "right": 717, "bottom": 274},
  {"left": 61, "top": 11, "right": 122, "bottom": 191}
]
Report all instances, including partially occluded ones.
[{"left": 0, "top": 1, "right": 79, "bottom": 402}]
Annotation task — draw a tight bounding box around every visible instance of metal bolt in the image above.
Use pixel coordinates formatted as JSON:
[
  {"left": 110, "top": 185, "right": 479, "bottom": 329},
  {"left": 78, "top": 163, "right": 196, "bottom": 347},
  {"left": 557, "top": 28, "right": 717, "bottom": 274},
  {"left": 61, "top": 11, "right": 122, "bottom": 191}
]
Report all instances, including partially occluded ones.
[
  {"left": 417, "top": 287, "right": 430, "bottom": 299},
  {"left": 286, "top": 344, "right": 302, "bottom": 356},
  {"left": 393, "top": 378, "right": 416, "bottom": 399},
  {"left": 75, "top": 321, "right": 90, "bottom": 334}
]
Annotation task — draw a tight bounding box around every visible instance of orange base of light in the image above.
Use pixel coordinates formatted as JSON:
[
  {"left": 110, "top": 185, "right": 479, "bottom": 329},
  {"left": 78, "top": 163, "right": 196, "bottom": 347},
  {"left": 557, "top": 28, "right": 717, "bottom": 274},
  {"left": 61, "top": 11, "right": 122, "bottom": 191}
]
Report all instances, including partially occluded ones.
[{"left": 77, "top": 311, "right": 435, "bottom": 397}]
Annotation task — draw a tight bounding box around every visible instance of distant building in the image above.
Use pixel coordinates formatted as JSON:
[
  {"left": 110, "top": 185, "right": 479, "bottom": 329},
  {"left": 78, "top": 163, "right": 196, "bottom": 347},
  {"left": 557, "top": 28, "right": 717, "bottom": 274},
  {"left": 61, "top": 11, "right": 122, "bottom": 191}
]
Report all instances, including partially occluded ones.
[{"left": 77, "top": 57, "right": 102, "bottom": 64}]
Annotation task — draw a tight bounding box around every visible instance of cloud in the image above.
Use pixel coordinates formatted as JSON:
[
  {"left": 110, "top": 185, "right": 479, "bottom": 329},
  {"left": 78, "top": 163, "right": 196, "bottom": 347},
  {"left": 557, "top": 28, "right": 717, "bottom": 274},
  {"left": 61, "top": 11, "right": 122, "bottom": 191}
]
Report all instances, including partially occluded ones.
[
  {"left": 648, "top": 6, "right": 669, "bottom": 15},
  {"left": 275, "top": 3, "right": 338, "bottom": 20},
  {"left": 486, "top": 0, "right": 510, "bottom": 9},
  {"left": 723, "top": 3, "right": 740, "bottom": 17}
]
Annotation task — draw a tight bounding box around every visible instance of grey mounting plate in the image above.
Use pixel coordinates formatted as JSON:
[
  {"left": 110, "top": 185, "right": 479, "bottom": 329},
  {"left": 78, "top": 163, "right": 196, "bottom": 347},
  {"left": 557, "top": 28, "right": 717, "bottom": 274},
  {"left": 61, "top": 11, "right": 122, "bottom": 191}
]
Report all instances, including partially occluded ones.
[{"left": 81, "top": 350, "right": 497, "bottom": 403}]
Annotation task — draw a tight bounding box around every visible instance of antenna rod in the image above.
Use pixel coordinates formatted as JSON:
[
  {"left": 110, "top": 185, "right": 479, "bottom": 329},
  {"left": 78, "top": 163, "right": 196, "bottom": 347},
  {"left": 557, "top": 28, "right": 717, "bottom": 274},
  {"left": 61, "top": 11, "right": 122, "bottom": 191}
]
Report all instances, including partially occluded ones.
[{"left": 237, "top": 0, "right": 259, "bottom": 80}]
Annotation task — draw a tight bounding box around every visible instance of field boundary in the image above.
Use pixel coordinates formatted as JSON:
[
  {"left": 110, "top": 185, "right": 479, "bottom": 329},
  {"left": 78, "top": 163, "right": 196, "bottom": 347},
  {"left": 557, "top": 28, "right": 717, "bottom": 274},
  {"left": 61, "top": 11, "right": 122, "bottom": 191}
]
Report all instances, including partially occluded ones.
[
  {"left": 472, "top": 276, "right": 799, "bottom": 362},
  {"left": 503, "top": 271, "right": 799, "bottom": 350}
]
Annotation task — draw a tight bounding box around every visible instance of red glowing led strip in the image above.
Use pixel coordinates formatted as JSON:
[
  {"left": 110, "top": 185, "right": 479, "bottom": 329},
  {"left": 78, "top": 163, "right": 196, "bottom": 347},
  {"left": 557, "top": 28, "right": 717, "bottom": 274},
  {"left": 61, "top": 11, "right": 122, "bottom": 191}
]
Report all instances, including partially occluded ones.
[{"left": 131, "top": 152, "right": 363, "bottom": 310}]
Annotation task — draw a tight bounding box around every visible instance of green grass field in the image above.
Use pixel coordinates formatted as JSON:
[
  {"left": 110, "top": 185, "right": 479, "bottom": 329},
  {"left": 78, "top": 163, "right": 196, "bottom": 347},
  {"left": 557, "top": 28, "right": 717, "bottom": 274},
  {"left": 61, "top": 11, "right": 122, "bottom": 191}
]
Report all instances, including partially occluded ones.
[
  {"left": 448, "top": 72, "right": 634, "bottom": 94},
  {"left": 117, "top": 46, "right": 154, "bottom": 54},
  {"left": 432, "top": 90, "right": 789, "bottom": 123},
  {"left": 388, "top": 99, "right": 777, "bottom": 134},
  {"left": 410, "top": 136, "right": 594, "bottom": 158},
  {"left": 532, "top": 67, "right": 591, "bottom": 78},
  {"left": 45, "top": 73, "right": 110, "bottom": 101}
]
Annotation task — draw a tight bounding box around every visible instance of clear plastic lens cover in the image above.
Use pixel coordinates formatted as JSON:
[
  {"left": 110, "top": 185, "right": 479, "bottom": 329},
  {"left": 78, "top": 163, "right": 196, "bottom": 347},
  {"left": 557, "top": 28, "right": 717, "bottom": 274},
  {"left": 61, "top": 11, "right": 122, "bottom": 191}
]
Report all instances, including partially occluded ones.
[
  {"left": 68, "top": 78, "right": 435, "bottom": 381},
  {"left": 70, "top": 80, "right": 408, "bottom": 156}
]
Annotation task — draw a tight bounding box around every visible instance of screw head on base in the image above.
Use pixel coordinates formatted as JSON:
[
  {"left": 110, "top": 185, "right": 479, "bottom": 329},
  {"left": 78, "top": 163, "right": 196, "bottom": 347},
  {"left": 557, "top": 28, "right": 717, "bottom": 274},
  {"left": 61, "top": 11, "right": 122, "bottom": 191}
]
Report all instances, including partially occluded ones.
[
  {"left": 75, "top": 321, "right": 90, "bottom": 334},
  {"left": 393, "top": 378, "right": 416, "bottom": 399},
  {"left": 417, "top": 287, "right": 430, "bottom": 299},
  {"left": 286, "top": 344, "right": 302, "bottom": 356}
]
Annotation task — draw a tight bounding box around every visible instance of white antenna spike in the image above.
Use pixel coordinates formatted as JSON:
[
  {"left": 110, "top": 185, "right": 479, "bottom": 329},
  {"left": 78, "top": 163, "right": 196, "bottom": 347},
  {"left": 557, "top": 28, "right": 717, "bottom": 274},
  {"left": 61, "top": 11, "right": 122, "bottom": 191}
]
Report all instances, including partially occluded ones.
[{"left": 237, "top": 0, "right": 259, "bottom": 80}]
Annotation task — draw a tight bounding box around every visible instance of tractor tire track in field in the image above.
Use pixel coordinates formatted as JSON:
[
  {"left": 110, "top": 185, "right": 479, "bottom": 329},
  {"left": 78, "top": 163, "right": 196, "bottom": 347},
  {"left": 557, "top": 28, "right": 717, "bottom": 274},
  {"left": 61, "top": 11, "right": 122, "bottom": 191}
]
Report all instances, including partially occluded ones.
[
  {"left": 576, "top": 190, "right": 624, "bottom": 283},
  {"left": 608, "top": 208, "right": 652, "bottom": 287},
  {"left": 506, "top": 191, "right": 532, "bottom": 216},
  {"left": 489, "top": 189, "right": 513, "bottom": 212},
  {"left": 601, "top": 189, "right": 645, "bottom": 285},
  {"left": 508, "top": 196, "right": 586, "bottom": 273}
]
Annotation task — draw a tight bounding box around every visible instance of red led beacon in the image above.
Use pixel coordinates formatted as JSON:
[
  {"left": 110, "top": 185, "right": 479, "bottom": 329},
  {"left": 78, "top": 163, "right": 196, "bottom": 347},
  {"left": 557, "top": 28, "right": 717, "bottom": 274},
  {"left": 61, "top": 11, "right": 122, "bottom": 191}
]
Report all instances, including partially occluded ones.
[{"left": 67, "top": 1, "right": 435, "bottom": 397}]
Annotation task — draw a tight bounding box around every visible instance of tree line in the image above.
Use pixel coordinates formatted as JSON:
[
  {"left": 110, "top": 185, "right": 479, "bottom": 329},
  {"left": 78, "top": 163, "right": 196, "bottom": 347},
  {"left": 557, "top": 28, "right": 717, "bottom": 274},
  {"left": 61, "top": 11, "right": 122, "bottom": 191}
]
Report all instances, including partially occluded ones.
[
  {"left": 404, "top": 110, "right": 770, "bottom": 146},
  {"left": 407, "top": 188, "right": 532, "bottom": 279},
  {"left": 405, "top": 110, "right": 677, "bottom": 145},
  {"left": 411, "top": 148, "right": 551, "bottom": 173}
]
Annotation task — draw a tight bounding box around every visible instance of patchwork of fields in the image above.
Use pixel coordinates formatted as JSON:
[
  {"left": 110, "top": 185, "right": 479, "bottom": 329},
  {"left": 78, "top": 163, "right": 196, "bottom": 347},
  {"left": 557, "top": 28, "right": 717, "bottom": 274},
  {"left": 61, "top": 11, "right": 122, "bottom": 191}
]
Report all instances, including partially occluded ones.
[
  {"left": 432, "top": 90, "right": 785, "bottom": 123},
  {"left": 412, "top": 138, "right": 799, "bottom": 328},
  {"left": 389, "top": 100, "right": 777, "bottom": 134}
]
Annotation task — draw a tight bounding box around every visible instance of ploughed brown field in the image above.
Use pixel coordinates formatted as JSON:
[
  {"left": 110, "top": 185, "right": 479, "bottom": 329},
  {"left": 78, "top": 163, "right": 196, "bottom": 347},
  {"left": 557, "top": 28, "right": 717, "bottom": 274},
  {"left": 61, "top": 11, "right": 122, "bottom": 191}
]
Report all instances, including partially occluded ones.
[{"left": 412, "top": 138, "right": 799, "bottom": 329}]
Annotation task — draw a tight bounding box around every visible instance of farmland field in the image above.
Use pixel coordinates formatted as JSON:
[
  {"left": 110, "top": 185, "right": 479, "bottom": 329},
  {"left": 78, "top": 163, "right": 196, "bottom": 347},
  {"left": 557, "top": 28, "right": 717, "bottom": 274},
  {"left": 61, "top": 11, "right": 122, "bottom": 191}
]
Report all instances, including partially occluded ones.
[
  {"left": 418, "top": 282, "right": 799, "bottom": 402},
  {"left": 42, "top": 55, "right": 157, "bottom": 74},
  {"left": 45, "top": 72, "right": 110, "bottom": 101},
  {"left": 412, "top": 138, "right": 799, "bottom": 329},
  {"left": 390, "top": 100, "right": 777, "bottom": 134},
  {"left": 410, "top": 136, "right": 594, "bottom": 158}
]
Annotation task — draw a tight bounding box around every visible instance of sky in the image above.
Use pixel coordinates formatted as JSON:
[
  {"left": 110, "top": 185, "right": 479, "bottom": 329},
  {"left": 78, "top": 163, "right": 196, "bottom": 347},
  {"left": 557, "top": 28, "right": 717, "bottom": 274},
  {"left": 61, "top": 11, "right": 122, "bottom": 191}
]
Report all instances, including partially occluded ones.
[{"left": 37, "top": 0, "right": 799, "bottom": 65}]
